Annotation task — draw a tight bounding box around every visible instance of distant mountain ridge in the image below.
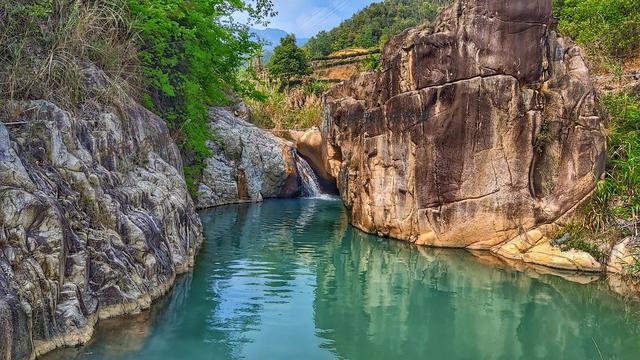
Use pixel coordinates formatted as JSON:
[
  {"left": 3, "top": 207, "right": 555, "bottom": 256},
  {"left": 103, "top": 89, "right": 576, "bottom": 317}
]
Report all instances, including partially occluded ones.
[{"left": 250, "top": 28, "right": 309, "bottom": 51}]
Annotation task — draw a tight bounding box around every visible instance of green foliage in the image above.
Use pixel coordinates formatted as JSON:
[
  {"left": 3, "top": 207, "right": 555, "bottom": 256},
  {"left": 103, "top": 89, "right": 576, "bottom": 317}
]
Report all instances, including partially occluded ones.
[
  {"left": 304, "top": 0, "right": 450, "bottom": 58},
  {"left": 246, "top": 81, "right": 322, "bottom": 131},
  {"left": 554, "top": 0, "right": 640, "bottom": 60},
  {"left": 551, "top": 224, "right": 606, "bottom": 260},
  {"left": 361, "top": 54, "right": 381, "bottom": 72},
  {"left": 1, "top": 0, "right": 275, "bottom": 195},
  {"left": 548, "top": 96, "right": 639, "bottom": 263},
  {"left": 266, "top": 34, "right": 311, "bottom": 83},
  {"left": 125, "top": 0, "right": 274, "bottom": 193},
  {"left": 303, "top": 80, "right": 332, "bottom": 97},
  {"left": 585, "top": 94, "right": 640, "bottom": 230},
  {"left": 534, "top": 121, "right": 553, "bottom": 154},
  {"left": 630, "top": 259, "right": 640, "bottom": 275}
]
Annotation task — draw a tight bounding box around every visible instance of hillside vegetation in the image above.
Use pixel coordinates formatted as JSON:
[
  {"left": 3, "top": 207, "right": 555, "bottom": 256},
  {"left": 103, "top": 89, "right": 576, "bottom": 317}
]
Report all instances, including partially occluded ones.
[
  {"left": 554, "top": 0, "right": 639, "bottom": 70},
  {"left": 304, "top": 0, "right": 451, "bottom": 59},
  {"left": 0, "top": 0, "right": 275, "bottom": 192}
]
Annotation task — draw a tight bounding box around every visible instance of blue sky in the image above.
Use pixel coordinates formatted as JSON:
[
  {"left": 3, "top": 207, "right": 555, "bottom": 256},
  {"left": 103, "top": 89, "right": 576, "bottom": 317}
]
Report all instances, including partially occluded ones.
[{"left": 240, "top": 0, "right": 378, "bottom": 38}]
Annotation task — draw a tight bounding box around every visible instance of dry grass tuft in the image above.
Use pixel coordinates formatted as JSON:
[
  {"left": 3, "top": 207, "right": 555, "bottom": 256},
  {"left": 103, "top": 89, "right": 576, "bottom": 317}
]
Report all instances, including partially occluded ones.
[{"left": 0, "top": 0, "right": 142, "bottom": 110}]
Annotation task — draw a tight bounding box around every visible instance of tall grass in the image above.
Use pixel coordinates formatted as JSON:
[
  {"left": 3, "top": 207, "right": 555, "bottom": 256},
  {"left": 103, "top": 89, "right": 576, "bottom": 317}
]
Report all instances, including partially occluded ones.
[
  {"left": 0, "top": 0, "right": 141, "bottom": 108},
  {"left": 246, "top": 79, "right": 329, "bottom": 130},
  {"left": 586, "top": 94, "right": 640, "bottom": 233}
]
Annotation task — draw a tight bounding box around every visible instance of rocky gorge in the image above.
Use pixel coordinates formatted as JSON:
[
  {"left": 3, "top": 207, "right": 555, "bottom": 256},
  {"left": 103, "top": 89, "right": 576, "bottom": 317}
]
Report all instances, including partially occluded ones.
[
  {"left": 196, "top": 108, "right": 326, "bottom": 208},
  {"left": 0, "top": 67, "right": 330, "bottom": 359},
  {"left": 1, "top": 0, "right": 639, "bottom": 359}
]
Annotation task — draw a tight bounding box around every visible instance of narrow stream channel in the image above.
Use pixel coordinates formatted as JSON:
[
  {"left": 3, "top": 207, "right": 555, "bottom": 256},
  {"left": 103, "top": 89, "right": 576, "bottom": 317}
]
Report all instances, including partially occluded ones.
[{"left": 45, "top": 199, "right": 640, "bottom": 359}]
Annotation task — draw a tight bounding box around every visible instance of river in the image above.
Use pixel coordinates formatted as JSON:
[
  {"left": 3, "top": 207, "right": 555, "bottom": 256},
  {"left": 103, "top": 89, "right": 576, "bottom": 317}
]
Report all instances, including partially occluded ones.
[{"left": 44, "top": 199, "right": 640, "bottom": 359}]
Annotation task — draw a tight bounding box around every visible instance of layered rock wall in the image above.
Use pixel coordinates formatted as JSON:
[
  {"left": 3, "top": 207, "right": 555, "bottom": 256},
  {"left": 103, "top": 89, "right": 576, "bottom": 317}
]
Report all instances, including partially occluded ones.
[
  {"left": 322, "top": 0, "right": 605, "bottom": 252},
  {"left": 0, "top": 68, "right": 202, "bottom": 359},
  {"left": 196, "top": 108, "right": 315, "bottom": 208}
]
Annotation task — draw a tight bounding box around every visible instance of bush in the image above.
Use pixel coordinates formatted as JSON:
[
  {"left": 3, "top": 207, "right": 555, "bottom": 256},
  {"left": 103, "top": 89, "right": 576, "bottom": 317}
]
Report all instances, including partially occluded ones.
[
  {"left": 553, "top": 95, "right": 639, "bottom": 262},
  {"left": 585, "top": 94, "right": 640, "bottom": 230},
  {"left": 551, "top": 224, "right": 605, "bottom": 260},
  {"left": 554, "top": 0, "right": 640, "bottom": 61},
  {"left": 360, "top": 54, "right": 381, "bottom": 72},
  {"left": 303, "top": 80, "right": 333, "bottom": 97},
  {"left": 246, "top": 81, "right": 322, "bottom": 131}
]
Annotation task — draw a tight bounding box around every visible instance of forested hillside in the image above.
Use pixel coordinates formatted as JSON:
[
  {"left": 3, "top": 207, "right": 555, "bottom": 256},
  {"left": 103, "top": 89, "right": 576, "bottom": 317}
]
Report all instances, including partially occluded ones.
[{"left": 304, "top": 0, "right": 451, "bottom": 58}]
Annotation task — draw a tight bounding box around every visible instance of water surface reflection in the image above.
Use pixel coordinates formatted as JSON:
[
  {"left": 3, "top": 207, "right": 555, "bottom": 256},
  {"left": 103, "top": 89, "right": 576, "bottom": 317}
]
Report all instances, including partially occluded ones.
[{"left": 44, "top": 200, "right": 640, "bottom": 360}]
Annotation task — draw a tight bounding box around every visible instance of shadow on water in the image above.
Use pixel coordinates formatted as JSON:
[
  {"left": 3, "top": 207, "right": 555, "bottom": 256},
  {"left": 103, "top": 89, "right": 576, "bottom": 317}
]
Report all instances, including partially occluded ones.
[{"left": 44, "top": 199, "right": 640, "bottom": 360}]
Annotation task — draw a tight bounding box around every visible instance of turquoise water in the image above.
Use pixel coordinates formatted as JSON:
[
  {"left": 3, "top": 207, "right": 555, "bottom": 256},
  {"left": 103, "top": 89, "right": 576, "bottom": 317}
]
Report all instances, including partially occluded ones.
[{"left": 46, "top": 199, "right": 640, "bottom": 360}]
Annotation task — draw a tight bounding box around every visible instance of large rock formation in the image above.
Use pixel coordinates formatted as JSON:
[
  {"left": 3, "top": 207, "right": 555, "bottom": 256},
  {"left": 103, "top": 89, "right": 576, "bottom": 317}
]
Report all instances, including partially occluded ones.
[
  {"left": 322, "top": 0, "right": 606, "bottom": 255},
  {"left": 0, "top": 67, "right": 202, "bottom": 359},
  {"left": 196, "top": 108, "right": 319, "bottom": 208}
]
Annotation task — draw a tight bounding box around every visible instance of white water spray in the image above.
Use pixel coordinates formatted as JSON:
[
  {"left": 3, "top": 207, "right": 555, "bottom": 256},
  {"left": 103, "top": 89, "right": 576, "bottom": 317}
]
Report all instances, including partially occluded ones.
[{"left": 293, "top": 151, "right": 334, "bottom": 199}]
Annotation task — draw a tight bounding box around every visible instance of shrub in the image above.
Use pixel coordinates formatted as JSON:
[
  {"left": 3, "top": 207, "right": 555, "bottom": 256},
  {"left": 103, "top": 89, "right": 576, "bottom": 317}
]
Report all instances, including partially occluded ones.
[
  {"left": 585, "top": 94, "right": 640, "bottom": 230},
  {"left": 126, "top": 0, "right": 274, "bottom": 192},
  {"left": 550, "top": 95, "right": 639, "bottom": 262},
  {"left": 245, "top": 81, "right": 322, "bottom": 131},
  {"left": 554, "top": 0, "right": 640, "bottom": 61},
  {"left": 555, "top": 224, "right": 606, "bottom": 260},
  {"left": 361, "top": 54, "right": 381, "bottom": 72}
]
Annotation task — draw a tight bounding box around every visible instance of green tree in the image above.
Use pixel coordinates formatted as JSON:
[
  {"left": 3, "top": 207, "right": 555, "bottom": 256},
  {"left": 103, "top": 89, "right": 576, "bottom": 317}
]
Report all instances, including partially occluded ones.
[
  {"left": 267, "top": 34, "right": 311, "bottom": 83},
  {"left": 306, "top": 31, "right": 332, "bottom": 57},
  {"left": 126, "top": 0, "right": 275, "bottom": 191}
]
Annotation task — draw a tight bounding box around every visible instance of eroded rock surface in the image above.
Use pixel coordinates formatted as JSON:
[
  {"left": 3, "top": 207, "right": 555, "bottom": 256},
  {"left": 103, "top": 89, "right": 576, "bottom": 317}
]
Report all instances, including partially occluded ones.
[
  {"left": 322, "top": 0, "right": 606, "bottom": 257},
  {"left": 196, "top": 108, "right": 315, "bottom": 208},
  {"left": 0, "top": 67, "right": 202, "bottom": 359}
]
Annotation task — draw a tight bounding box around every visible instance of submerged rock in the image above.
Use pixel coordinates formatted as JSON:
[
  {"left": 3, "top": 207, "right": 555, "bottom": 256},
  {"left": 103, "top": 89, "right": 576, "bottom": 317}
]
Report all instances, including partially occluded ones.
[
  {"left": 0, "top": 67, "right": 202, "bottom": 359},
  {"left": 196, "top": 108, "right": 317, "bottom": 208},
  {"left": 322, "top": 0, "right": 606, "bottom": 261}
]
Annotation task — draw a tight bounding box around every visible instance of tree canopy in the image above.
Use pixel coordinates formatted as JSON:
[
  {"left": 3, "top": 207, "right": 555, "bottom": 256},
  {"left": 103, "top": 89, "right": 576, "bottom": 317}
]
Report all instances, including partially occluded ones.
[
  {"left": 304, "top": 0, "right": 451, "bottom": 58},
  {"left": 267, "top": 34, "right": 311, "bottom": 82},
  {"left": 126, "top": 0, "right": 275, "bottom": 190}
]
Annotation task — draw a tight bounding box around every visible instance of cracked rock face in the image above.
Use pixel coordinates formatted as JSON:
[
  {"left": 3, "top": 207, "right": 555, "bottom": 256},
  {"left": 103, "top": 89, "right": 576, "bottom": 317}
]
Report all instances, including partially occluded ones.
[
  {"left": 322, "top": 0, "right": 605, "bottom": 249},
  {"left": 0, "top": 67, "right": 202, "bottom": 359},
  {"left": 196, "top": 108, "right": 308, "bottom": 209}
]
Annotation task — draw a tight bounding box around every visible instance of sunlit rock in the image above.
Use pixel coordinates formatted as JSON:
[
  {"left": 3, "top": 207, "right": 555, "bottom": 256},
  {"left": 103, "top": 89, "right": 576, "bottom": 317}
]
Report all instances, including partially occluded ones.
[{"left": 0, "top": 66, "right": 202, "bottom": 359}]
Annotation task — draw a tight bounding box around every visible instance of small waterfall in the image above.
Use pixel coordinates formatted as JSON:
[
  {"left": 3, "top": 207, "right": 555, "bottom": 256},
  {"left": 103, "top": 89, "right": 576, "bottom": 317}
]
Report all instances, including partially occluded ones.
[{"left": 293, "top": 151, "right": 331, "bottom": 199}]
